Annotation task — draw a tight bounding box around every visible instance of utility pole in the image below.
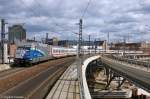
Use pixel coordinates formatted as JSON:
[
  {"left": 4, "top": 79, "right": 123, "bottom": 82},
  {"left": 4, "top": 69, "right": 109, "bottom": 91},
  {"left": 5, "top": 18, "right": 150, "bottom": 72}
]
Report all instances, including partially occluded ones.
[
  {"left": 88, "top": 35, "right": 90, "bottom": 54},
  {"left": 128, "top": 32, "right": 130, "bottom": 43},
  {"left": 107, "top": 32, "right": 109, "bottom": 45},
  {"left": 78, "top": 19, "right": 82, "bottom": 57},
  {"left": 1, "top": 19, "right": 5, "bottom": 64},
  {"left": 94, "top": 39, "right": 97, "bottom": 54},
  {"left": 123, "top": 36, "right": 126, "bottom": 57},
  {"left": 77, "top": 19, "right": 83, "bottom": 83},
  {"left": 33, "top": 36, "right": 35, "bottom": 41},
  {"left": 45, "top": 33, "right": 48, "bottom": 44}
]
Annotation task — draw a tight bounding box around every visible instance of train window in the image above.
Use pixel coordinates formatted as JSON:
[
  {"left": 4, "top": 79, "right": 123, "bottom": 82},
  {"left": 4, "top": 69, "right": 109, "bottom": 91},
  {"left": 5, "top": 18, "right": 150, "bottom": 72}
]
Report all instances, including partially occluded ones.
[{"left": 53, "top": 50, "right": 56, "bottom": 53}]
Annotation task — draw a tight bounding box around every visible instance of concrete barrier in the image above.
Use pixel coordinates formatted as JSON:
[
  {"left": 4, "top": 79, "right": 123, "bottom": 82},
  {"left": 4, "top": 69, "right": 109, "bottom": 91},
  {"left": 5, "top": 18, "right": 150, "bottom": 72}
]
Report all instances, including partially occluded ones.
[{"left": 81, "top": 55, "right": 100, "bottom": 99}]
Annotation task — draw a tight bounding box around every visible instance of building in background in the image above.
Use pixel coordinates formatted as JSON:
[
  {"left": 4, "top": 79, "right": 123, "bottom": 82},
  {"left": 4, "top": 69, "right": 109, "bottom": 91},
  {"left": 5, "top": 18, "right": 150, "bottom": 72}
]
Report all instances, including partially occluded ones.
[
  {"left": 140, "top": 42, "right": 150, "bottom": 54},
  {"left": 58, "top": 40, "right": 77, "bottom": 47},
  {"left": 45, "top": 37, "right": 58, "bottom": 46},
  {"left": 8, "top": 25, "right": 26, "bottom": 44},
  {"left": 110, "top": 42, "right": 150, "bottom": 54},
  {"left": 94, "top": 40, "right": 108, "bottom": 50},
  {"left": 110, "top": 42, "right": 141, "bottom": 51},
  {"left": 58, "top": 40, "right": 108, "bottom": 50}
]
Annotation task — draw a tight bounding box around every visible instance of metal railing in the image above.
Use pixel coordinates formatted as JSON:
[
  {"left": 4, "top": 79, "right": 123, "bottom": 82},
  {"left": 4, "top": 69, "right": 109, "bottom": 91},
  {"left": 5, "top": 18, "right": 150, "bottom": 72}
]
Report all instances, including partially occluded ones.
[{"left": 106, "top": 55, "right": 150, "bottom": 71}]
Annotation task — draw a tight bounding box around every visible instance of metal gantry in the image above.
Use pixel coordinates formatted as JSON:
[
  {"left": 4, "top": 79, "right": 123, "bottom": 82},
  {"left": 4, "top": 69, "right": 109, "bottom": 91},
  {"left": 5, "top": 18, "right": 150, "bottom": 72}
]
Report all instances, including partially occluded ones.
[
  {"left": 78, "top": 19, "right": 82, "bottom": 57},
  {"left": 1, "top": 19, "right": 5, "bottom": 64}
]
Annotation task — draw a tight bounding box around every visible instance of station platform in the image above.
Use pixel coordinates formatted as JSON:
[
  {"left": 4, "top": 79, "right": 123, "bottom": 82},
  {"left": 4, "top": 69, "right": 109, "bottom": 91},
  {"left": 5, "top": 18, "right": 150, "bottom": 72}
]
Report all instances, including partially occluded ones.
[
  {"left": 46, "top": 61, "right": 80, "bottom": 99},
  {"left": 0, "top": 64, "right": 10, "bottom": 71}
]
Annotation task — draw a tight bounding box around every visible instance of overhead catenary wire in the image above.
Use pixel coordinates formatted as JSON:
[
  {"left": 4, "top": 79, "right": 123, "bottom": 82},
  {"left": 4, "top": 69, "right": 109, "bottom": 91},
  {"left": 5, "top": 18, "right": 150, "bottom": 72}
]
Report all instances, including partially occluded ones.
[
  {"left": 81, "top": 0, "right": 92, "bottom": 19},
  {"left": 7, "top": 0, "right": 79, "bottom": 36},
  {"left": 20, "top": 0, "right": 41, "bottom": 17},
  {"left": 33, "top": 0, "right": 78, "bottom": 34},
  {"left": 19, "top": 0, "right": 76, "bottom": 34}
]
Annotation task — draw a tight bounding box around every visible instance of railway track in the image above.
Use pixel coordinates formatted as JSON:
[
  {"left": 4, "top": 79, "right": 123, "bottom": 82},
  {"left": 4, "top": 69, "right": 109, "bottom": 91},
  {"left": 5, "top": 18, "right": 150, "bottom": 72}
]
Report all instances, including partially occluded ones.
[
  {"left": 0, "top": 68, "right": 25, "bottom": 79},
  {"left": 0, "top": 56, "right": 73, "bottom": 79},
  {"left": 28, "top": 61, "right": 73, "bottom": 99},
  {"left": 0, "top": 57, "right": 75, "bottom": 99}
]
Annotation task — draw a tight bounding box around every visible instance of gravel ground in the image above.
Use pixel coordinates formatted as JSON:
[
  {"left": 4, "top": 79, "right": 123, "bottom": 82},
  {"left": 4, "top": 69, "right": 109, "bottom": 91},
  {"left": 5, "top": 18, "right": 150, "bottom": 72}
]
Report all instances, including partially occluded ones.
[{"left": 0, "top": 57, "right": 75, "bottom": 94}]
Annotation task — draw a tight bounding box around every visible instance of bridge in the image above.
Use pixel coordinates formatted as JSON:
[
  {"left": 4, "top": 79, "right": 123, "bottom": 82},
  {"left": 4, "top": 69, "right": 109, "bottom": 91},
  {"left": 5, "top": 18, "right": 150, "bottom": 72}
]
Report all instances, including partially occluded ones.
[
  {"left": 46, "top": 54, "right": 150, "bottom": 99},
  {"left": 0, "top": 54, "right": 149, "bottom": 99},
  {"left": 101, "top": 56, "right": 150, "bottom": 92}
]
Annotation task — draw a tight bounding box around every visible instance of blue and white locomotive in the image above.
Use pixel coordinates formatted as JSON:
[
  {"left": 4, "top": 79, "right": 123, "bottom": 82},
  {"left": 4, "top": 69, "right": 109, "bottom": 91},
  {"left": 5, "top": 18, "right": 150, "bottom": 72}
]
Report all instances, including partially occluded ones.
[{"left": 14, "top": 42, "right": 77, "bottom": 65}]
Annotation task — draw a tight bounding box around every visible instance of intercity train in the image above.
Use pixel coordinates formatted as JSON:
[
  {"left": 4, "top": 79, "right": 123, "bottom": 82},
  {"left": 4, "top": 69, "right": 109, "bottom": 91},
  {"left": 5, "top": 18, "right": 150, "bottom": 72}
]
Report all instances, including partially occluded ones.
[{"left": 14, "top": 43, "right": 77, "bottom": 65}]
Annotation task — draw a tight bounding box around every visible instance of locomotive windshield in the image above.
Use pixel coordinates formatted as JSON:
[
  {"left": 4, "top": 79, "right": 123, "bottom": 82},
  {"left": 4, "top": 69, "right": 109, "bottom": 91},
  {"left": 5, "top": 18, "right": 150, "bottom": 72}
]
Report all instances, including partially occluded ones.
[{"left": 17, "top": 46, "right": 31, "bottom": 50}]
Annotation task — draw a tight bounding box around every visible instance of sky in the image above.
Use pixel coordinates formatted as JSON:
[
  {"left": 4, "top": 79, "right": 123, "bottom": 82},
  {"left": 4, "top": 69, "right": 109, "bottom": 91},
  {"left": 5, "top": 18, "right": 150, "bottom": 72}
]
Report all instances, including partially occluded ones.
[{"left": 0, "top": 0, "right": 150, "bottom": 42}]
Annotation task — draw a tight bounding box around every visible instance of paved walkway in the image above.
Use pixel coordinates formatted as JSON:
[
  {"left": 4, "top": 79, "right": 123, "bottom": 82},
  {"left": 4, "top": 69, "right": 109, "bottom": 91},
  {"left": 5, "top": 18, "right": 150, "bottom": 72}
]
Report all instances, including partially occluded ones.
[
  {"left": 0, "top": 64, "right": 10, "bottom": 71},
  {"left": 46, "top": 61, "right": 80, "bottom": 99}
]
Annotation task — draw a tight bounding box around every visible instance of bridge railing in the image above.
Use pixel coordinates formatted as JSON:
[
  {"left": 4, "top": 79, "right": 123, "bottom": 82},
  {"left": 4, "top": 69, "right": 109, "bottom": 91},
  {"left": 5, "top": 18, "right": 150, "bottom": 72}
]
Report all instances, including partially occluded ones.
[
  {"left": 105, "top": 55, "right": 150, "bottom": 71},
  {"left": 78, "top": 55, "right": 101, "bottom": 99}
]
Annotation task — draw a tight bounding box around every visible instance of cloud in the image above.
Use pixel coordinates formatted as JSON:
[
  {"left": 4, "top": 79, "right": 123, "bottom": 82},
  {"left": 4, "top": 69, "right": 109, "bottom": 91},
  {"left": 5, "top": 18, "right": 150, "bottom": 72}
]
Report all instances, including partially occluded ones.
[{"left": 0, "top": 0, "right": 150, "bottom": 42}]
